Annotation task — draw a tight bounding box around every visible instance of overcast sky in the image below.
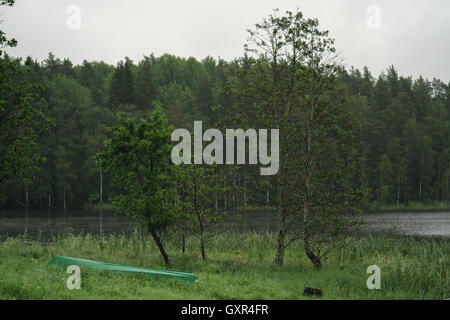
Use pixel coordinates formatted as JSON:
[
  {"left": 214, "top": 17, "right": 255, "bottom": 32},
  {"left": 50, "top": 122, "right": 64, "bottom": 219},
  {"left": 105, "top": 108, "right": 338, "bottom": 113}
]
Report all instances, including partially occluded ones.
[{"left": 2, "top": 0, "right": 450, "bottom": 82}]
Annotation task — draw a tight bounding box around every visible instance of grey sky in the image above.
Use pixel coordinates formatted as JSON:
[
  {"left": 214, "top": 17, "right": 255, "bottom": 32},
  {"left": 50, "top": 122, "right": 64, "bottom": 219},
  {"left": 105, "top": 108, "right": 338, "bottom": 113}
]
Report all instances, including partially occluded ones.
[{"left": 2, "top": 0, "right": 450, "bottom": 82}]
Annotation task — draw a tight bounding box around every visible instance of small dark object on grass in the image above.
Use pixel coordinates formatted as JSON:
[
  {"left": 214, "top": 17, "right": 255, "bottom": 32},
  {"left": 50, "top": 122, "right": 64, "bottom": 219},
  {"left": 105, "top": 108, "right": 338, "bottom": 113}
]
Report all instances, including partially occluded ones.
[{"left": 303, "top": 287, "right": 323, "bottom": 297}]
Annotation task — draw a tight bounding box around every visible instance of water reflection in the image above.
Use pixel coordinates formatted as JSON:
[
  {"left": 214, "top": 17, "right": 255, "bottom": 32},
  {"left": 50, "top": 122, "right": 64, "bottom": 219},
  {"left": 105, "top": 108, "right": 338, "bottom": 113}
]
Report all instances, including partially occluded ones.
[
  {"left": 1, "top": 209, "right": 449, "bottom": 238},
  {"left": 0, "top": 209, "right": 136, "bottom": 238},
  {"left": 363, "top": 211, "right": 450, "bottom": 237}
]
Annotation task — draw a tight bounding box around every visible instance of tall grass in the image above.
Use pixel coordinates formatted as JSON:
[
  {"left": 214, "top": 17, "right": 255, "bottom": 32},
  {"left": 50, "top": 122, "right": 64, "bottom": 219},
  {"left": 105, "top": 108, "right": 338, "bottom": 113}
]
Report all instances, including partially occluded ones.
[{"left": 0, "top": 231, "right": 448, "bottom": 300}]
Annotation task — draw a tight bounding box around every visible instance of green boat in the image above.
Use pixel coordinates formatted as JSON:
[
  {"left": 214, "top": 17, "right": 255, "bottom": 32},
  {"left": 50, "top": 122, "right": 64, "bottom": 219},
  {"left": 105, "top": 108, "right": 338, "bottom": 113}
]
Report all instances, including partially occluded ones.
[{"left": 48, "top": 256, "right": 197, "bottom": 283}]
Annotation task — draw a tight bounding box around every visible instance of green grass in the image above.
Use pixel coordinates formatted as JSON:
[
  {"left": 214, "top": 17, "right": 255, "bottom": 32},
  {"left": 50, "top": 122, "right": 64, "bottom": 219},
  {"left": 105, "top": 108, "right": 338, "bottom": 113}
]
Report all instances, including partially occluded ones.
[{"left": 0, "top": 232, "right": 448, "bottom": 300}]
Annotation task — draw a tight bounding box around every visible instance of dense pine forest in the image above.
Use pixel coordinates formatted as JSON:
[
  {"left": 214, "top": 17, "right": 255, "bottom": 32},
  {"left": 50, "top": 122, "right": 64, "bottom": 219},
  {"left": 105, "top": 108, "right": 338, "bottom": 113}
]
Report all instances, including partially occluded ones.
[{"left": 1, "top": 51, "right": 449, "bottom": 210}]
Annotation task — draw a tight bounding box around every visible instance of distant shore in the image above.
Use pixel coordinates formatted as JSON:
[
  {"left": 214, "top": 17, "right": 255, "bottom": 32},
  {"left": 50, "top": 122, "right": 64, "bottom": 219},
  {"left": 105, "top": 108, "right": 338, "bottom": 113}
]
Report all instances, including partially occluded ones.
[{"left": 366, "top": 201, "right": 450, "bottom": 213}]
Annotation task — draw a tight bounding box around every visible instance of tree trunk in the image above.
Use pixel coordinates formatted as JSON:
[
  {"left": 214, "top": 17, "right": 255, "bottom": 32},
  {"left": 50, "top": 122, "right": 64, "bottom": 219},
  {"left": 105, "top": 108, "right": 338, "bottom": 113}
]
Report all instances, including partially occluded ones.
[
  {"left": 63, "top": 186, "right": 67, "bottom": 210},
  {"left": 304, "top": 237, "right": 321, "bottom": 269},
  {"left": 404, "top": 173, "right": 409, "bottom": 204},
  {"left": 150, "top": 230, "right": 171, "bottom": 268},
  {"left": 200, "top": 231, "right": 206, "bottom": 260},
  {"left": 100, "top": 166, "right": 103, "bottom": 205},
  {"left": 182, "top": 230, "right": 186, "bottom": 254},
  {"left": 224, "top": 166, "right": 228, "bottom": 212},
  {"left": 243, "top": 167, "right": 247, "bottom": 214},
  {"left": 99, "top": 208, "right": 103, "bottom": 236},
  {"left": 232, "top": 171, "right": 236, "bottom": 211},
  {"left": 419, "top": 175, "right": 422, "bottom": 200},
  {"left": 214, "top": 171, "right": 218, "bottom": 213},
  {"left": 274, "top": 207, "right": 286, "bottom": 266},
  {"left": 302, "top": 41, "right": 321, "bottom": 271},
  {"left": 25, "top": 187, "right": 29, "bottom": 209},
  {"left": 446, "top": 165, "right": 450, "bottom": 202}
]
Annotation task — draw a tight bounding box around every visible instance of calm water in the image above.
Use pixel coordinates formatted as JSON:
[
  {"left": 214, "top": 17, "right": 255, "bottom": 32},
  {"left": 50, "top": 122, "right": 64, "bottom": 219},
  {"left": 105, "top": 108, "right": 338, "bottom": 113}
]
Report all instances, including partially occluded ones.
[
  {"left": 0, "top": 209, "right": 449, "bottom": 238},
  {"left": 363, "top": 211, "right": 450, "bottom": 237},
  {"left": 0, "top": 209, "right": 137, "bottom": 238}
]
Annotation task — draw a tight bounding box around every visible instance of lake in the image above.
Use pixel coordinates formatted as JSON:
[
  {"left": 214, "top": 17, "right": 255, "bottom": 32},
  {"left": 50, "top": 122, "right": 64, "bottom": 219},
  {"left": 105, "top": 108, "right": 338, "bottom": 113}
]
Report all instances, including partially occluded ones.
[{"left": 0, "top": 209, "right": 449, "bottom": 238}]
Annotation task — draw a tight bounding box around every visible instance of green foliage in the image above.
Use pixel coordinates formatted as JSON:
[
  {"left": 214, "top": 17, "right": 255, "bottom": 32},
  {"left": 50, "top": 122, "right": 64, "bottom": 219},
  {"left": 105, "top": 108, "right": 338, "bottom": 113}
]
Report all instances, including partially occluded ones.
[
  {"left": 134, "top": 55, "right": 156, "bottom": 110},
  {"left": 232, "top": 8, "right": 365, "bottom": 268},
  {"left": 109, "top": 57, "right": 135, "bottom": 107},
  {"left": 0, "top": 0, "right": 51, "bottom": 185},
  {"left": 96, "top": 107, "right": 177, "bottom": 266},
  {"left": 173, "top": 164, "right": 227, "bottom": 259},
  {"left": 97, "top": 107, "right": 176, "bottom": 232}
]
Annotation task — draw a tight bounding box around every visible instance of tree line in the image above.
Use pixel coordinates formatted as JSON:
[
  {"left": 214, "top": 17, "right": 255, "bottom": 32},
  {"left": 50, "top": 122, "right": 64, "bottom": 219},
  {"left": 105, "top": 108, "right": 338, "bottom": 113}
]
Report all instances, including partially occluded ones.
[{"left": 2, "top": 49, "right": 449, "bottom": 210}]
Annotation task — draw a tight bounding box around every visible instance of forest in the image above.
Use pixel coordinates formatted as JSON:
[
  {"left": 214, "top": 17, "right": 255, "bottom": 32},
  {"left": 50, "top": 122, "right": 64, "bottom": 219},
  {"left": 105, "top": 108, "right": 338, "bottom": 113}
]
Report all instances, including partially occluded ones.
[{"left": 1, "top": 51, "right": 449, "bottom": 210}]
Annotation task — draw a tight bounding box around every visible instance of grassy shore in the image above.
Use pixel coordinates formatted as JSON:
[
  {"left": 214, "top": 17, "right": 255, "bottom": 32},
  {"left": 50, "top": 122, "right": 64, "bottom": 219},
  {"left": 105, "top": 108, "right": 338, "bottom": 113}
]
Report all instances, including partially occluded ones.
[
  {"left": 368, "top": 201, "right": 450, "bottom": 212},
  {"left": 0, "top": 232, "right": 448, "bottom": 300},
  {"left": 83, "top": 202, "right": 450, "bottom": 213}
]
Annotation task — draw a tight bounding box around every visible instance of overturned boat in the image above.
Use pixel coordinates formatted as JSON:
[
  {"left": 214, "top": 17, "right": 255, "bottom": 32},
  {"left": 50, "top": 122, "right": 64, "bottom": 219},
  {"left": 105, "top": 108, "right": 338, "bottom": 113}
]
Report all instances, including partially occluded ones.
[{"left": 48, "top": 256, "right": 197, "bottom": 283}]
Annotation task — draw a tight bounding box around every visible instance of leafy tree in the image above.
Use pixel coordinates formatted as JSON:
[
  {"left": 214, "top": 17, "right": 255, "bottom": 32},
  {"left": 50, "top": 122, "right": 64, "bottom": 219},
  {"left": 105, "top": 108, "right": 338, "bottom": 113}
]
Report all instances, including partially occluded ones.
[
  {"left": 109, "top": 57, "right": 135, "bottom": 107},
  {"left": 0, "top": 0, "right": 50, "bottom": 184},
  {"left": 386, "top": 137, "right": 406, "bottom": 206},
  {"left": 134, "top": 55, "right": 156, "bottom": 110},
  {"left": 233, "top": 9, "right": 364, "bottom": 268},
  {"left": 152, "top": 54, "right": 183, "bottom": 88},
  {"left": 45, "top": 75, "right": 93, "bottom": 207},
  {"left": 77, "top": 60, "right": 113, "bottom": 107},
  {"left": 174, "top": 164, "right": 225, "bottom": 259},
  {"left": 96, "top": 107, "right": 176, "bottom": 267},
  {"left": 376, "top": 154, "right": 393, "bottom": 205}
]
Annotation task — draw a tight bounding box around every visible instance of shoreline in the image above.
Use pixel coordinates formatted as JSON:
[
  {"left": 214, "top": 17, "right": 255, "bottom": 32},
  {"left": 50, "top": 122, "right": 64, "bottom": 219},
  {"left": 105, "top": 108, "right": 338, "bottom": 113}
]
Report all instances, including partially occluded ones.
[{"left": 0, "top": 232, "right": 448, "bottom": 300}]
